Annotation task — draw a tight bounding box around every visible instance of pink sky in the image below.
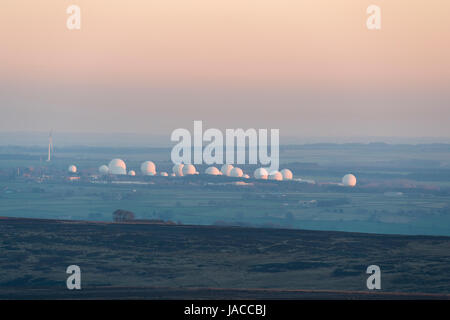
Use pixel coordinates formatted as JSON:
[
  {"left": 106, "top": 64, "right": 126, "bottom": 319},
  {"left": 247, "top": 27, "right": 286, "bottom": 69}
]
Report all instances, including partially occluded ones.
[{"left": 1, "top": 0, "right": 449, "bottom": 138}]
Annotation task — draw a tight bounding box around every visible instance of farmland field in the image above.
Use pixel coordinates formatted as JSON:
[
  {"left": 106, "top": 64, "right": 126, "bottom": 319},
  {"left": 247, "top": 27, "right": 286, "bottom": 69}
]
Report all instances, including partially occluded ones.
[{"left": 1, "top": 143, "right": 450, "bottom": 236}]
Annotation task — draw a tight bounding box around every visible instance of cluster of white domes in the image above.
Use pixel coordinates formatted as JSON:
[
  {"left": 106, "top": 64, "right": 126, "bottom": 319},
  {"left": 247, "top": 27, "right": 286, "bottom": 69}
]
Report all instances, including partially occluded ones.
[
  {"left": 97, "top": 158, "right": 298, "bottom": 183},
  {"left": 96, "top": 158, "right": 356, "bottom": 188},
  {"left": 93, "top": 156, "right": 359, "bottom": 190},
  {"left": 169, "top": 164, "right": 200, "bottom": 176},
  {"left": 99, "top": 159, "right": 160, "bottom": 176},
  {"left": 253, "top": 168, "right": 294, "bottom": 181},
  {"left": 204, "top": 165, "right": 251, "bottom": 179}
]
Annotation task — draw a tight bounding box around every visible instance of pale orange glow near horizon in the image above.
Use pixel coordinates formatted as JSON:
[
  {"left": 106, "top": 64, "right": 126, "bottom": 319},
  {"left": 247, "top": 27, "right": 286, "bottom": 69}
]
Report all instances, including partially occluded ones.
[{"left": 1, "top": 0, "right": 449, "bottom": 138}]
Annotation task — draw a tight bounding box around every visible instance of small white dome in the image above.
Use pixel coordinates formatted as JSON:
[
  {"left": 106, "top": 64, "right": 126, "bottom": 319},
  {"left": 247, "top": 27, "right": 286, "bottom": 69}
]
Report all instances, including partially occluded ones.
[
  {"left": 128, "top": 170, "right": 136, "bottom": 176},
  {"left": 221, "top": 164, "right": 234, "bottom": 176},
  {"left": 205, "top": 166, "right": 221, "bottom": 175},
  {"left": 160, "top": 172, "right": 168, "bottom": 176},
  {"left": 342, "top": 174, "right": 357, "bottom": 187},
  {"left": 108, "top": 159, "right": 127, "bottom": 175},
  {"left": 68, "top": 165, "right": 77, "bottom": 173},
  {"left": 172, "top": 164, "right": 184, "bottom": 176},
  {"left": 141, "top": 161, "right": 156, "bottom": 176},
  {"left": 230, "top": 167, "right": 243, "bottom": 177},
  {"left": 280, "top": 169, "right": 293, "bottom": 180},
  {"left": 182, "top": 164, "right": 197, "bottom": 175},
  {"left": 99, "top": 165, "right": 109, "bottom": 175},
  {"left": 269, "top": 171, "right": 283, "bottom": 181},
  {"left": 254, "top": 168, "right": 268, "bottom": 180},
  {"left": 243, "top": 174, "right": 250, "bottom": 179}
]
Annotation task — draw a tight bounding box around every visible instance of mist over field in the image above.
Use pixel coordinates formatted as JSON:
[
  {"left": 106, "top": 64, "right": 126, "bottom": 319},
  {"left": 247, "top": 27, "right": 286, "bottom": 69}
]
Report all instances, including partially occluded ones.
[
  {"left": 1, "top": 131, "right": 450, "bottom": 148},
  {"left": 1, "top": 141, "right": 450, "bottom": 236}
]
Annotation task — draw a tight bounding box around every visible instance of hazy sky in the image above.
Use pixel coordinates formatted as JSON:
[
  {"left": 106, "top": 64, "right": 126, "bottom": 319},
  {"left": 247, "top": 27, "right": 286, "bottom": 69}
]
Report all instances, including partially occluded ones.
[{"left": 1, "top": 0, "right": 449, "bottom": 141}]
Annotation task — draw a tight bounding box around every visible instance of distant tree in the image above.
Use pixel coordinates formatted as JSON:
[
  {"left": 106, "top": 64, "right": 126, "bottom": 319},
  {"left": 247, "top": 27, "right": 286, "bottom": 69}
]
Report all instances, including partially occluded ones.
[{"left": 113, "top": 209, "right": 135, "bottom": 222}]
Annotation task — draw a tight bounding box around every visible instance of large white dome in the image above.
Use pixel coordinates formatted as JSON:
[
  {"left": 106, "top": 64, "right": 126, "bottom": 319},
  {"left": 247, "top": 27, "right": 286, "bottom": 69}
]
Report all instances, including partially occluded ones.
[
  {"left": 205, "top": 166, "right": 221, "bottom": 175},
  {"left": 280, "top": 169, "right": 293, "bottom": 180},
  {"left": 141, "top": 161, "right": 156, "bottom": 176},
  {"left": 221, "top": 164, "right": 234, "bottom": 176},
  {"left": 172, "top": 164, "right": 184, "bottom": 176},
  {"left": 68, "top": 165, "right": 77, "bottom": 174},
  {"left": 99, "top": 165, "right": 109, "bottom": 175},
  {"left": 230, "top": 167, "right": 243, "bottom": 177},
  {"left": 182, "top": 164, "right": 197, "bottom": 175},
  {"left": 254, "top": 168, "right": 268, "bottom": 180},
  {"left": 269, "top": 171, "right": 283, "bottom": 181},
  {"left": 109, "top": 159, "right": 127, "bottom": 175},
  {"left": 342, "top": 174, "right": 357, "bottom": 187}
]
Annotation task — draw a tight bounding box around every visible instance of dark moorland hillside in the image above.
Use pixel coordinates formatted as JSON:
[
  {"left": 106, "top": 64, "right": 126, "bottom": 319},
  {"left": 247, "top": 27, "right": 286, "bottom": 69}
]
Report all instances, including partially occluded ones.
[{"left": 0, "top": 217, "right": 449, "bottom": 299}]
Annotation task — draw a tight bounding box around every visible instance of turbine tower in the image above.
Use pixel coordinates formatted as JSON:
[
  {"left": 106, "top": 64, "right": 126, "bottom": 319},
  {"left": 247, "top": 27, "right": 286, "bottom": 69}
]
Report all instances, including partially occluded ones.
[{"left": 47, "top": 130, "right": 53, "bottom": 162}]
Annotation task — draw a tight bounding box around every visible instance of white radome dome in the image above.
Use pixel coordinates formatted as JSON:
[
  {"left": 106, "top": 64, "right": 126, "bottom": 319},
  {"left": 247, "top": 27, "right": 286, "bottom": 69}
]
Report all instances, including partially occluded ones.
[
  {"left": 243, "top": 174, "right": 250, "bottom": 179},
  {"left": 182, "top": 164, "right": 197, "bottom": 175},
  {"left": 221, "top": 164, "right": 234, "bottom": 176},
  {"left": 254, "top": 168, "right": 269, "bottom": 180},
  {"left": 160, "top": 172, "right": 168, "bottom": 176},
  {"left": 99, "top": 165, "right": 109, "bottom": 175},
  {"left": 172, "top": 164, "right": 184, "bottom": 176},
  {"left": 170, "top": 173, "right": 176, "bottom": 177},
  {"left": 141, "top": 161, "right": 156, "bottom": 176},
  {"left": 280, "top": 169, "right": 293, "bottom": 180},
  {"left": 109, "top": 159, "right": 127, "bottom": 175},
  {"left": 205, "top": 166, "right": 221, "bottom": 175},
  {"left": 230, "top": 167, "right": 243, "bottom": 177},
  {"left": 342, "top": 174, "right": 357, "bottom": 187},
  {"left": 269, "top": 171, "right": 283, "bottom": 181},
  {"left": 68, "top": 165, "right": 77, "bottom": 174},
  {"left": 128, "top": 170, "right": 136, "bottom": 176}
]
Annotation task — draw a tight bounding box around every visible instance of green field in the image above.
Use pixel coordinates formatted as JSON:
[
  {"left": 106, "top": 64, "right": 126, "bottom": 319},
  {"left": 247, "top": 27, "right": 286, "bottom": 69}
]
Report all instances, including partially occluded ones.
[
  {"left": 1, "top": 178, "right": 450, "bottom": 236},
  {"left": 1, "top": 143, "right": 450, "bottom": 236}
]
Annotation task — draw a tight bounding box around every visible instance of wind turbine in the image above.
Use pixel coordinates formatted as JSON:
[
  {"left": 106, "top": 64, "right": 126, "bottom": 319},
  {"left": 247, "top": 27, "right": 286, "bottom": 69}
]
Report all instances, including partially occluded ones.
[{"left": 46, "top": 130, "right": 53, "bottom": 162}]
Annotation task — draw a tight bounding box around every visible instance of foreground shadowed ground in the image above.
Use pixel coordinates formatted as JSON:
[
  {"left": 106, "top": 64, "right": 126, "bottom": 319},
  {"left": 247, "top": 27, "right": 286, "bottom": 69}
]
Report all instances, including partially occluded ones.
[{"left": 0, "top": 217, "right": 449, "bottom": 299}]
